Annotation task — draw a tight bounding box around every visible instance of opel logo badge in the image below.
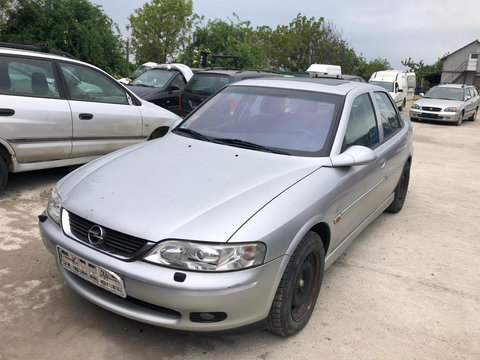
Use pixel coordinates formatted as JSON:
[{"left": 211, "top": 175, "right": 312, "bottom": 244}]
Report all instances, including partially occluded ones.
[{"left": 87, "top": 225, "right": 106, "bottom": 246}]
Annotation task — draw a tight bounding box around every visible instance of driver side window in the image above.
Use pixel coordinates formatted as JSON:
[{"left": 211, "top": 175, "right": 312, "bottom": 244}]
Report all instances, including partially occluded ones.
[
  {"left": 344, "top": 93, "right": 379, "bottom": 149},
  {"left": 59, "top": 63, "right": 128, "bottom": 104}
]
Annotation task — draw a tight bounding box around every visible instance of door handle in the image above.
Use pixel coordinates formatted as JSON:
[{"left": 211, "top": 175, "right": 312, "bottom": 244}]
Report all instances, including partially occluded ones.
[
  {"left": 0, "top": 108, "right": 15, "bottom": 116},
  {"left": 79, "top": 113, "right": 93, "bottom": 120}
]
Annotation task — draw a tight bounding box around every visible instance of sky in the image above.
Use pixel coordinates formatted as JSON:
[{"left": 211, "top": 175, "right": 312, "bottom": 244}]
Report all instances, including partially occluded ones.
[{"left": 92, "top": 0, "right": 480, "bottom": 70}]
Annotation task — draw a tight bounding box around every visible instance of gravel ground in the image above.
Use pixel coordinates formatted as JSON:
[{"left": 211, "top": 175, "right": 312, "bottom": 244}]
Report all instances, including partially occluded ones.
[{"left": 1, "top": 101, "right": 479, "bottom": 360}]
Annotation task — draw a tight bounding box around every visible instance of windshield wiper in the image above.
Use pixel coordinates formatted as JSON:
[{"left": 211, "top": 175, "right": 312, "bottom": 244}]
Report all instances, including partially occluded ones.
[
  {"left": 212, "top": 138, "right": 291, "bottom": 155},
  {"left": 173, "top": 127, "right": 215, "bottom": 142}
]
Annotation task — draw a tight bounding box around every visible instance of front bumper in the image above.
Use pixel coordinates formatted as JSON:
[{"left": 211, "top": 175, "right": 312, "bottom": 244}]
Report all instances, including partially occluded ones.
[
  {"left": 409, "top": 109, "right": 460, "bottom": 122},
  {"left": 39, "top": 215, "right": 288, "bottom": 332}
]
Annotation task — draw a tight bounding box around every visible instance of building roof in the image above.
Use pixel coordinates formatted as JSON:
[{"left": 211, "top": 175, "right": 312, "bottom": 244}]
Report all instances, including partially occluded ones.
[{"left": 441, "top": 40, "right": 480, "bottom": 60}]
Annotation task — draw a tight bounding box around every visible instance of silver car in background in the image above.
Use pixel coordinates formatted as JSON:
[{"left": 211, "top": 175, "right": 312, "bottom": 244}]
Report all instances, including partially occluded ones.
[
  {"left": 409, "top": 84, "right": 479, "bottom": 126},
  {"left": 39, "top": 78, "right": 413, "bottom": 336}
]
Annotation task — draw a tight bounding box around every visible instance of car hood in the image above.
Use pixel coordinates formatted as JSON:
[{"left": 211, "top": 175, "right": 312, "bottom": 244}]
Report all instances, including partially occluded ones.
[
  {"left": 128, "top": 85, "right": 161, "bottom": 98},
  {"left": 59, "top": 134, "right": 324, "bottom": 243},
  {"left": 414, "top": 98, "right": 462, "bottom": 108}
]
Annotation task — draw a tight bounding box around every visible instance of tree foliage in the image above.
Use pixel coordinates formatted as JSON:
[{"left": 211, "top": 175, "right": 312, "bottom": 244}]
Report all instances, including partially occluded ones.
[
  {"left": 128, "top": 0, "right": 196, "bottom": 64},
  {"left": 180, "top": 14, "right": 268, "bottom": 69},
  {"left": 354, "top": 56, "right": 391, "bottom": 81},
  {"left": 401, "top": 57, "right": 443, "bottom": 87},
  {"left": 0, "top": 0, "right": 126, "bottom": 76},
  {"left": 256, "top": 14, "right": 358, "bottom": 73}
]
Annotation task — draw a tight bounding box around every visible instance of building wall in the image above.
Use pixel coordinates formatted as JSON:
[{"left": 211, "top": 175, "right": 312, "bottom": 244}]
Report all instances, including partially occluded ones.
[{"left": 441, "top": 41, "right": 480, "bottom": 84}]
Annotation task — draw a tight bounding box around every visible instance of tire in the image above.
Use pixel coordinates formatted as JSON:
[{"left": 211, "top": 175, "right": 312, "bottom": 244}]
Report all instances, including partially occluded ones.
[
  {"left": 0, "top": 157, "right": 8, "bottom": 194},
  {"left": 267, "top": 231, "right": 325, "bottom": 337},
  {"left": 386, "top": 160, "right": 411, "bottom": 213},
  {"left": 456, "top": 112, "right": 464, "bottom": 126},
  {"left": 399, "top": 98, "right": 406, "bottom": 111}
]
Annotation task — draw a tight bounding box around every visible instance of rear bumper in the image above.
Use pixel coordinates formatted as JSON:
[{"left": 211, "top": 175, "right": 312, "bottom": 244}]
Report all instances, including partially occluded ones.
[{"left": 39, "top": 215, "right": 288, "bottom": 332}]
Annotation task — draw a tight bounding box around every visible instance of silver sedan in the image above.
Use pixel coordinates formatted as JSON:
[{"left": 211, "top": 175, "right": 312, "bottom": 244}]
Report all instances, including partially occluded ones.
[{"left": 39, "top": 78, "right": 413, "bottom": 336}]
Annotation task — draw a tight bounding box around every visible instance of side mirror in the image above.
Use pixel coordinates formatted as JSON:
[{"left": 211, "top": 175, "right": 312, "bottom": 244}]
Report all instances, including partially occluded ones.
[
  {"left": 466, "top": 95, "right": 471, "bottom": 100},
  {"left": 330, "top": 146, "right": 377, "bottom": 167},
  {"left": 398, "top": 88, "right": 403, "bottom": 93},
  {"left": 419, "top": 93, "right": 424, "bottom": 97}
]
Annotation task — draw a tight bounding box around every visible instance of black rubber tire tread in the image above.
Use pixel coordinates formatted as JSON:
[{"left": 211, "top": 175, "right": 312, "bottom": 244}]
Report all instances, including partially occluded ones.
[
  {"left": 266, "top": 231, "right": 325, "bottom": 337},
  {"left": 457, "top": 112, "right": 464, "bottom": 126},
  {"left": 0, "top": 156, "right": 8, "bottom": 194},
  {"left": 386, "top": 160, "right": 411, "bottom": 213},
  {"left": 470, "top": 108, "right": 477, "bottom": 121}
]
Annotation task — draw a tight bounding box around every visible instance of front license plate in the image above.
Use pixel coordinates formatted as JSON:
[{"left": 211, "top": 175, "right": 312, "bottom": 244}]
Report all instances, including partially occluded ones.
[{"left": 57, "top": 246, "right": 127, "bottom": 298}]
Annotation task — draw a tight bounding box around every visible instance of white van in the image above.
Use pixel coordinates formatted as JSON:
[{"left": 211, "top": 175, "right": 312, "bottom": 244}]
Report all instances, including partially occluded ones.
[{"left": 369, "top": 70, "right": 408, "bottom": 110}]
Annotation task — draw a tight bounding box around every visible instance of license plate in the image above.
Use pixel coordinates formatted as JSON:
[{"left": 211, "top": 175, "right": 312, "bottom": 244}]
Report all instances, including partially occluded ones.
[
  {"left": 57, "top": 246, "right": 127, "bottom": 298},
  {"left": 421, "top": 113, "right": 439, "bottom": 119}
]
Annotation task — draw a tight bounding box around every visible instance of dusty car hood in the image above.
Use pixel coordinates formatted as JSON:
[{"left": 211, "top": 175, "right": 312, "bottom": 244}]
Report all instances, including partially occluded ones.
[
  {"left": 60, "top": 134, "right": 323, "bottom": 243},
  {"left": 128, "top": 85, "right": 161, "bottom": 99},
  {"left": 414, "top": 98, "right": 462, "bottom": 109}
]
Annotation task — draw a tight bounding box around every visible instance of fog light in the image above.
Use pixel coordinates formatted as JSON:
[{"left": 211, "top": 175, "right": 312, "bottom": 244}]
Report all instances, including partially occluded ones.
[{"left": 189, "top": 312, "right": 227, "bottom": 323}]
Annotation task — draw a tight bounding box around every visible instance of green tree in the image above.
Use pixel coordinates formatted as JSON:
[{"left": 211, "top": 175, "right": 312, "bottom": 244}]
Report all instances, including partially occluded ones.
[
  {"left": 0, "top": 0, "right": 126, "bottom": 76},
  {"left": 257, "top": 14, "right": 359, "bottom": 73},
  {"left": 128, "top": 0, "right": 196, "bottom": 64},
  {"left": 181, "top": 14, "right": 268, "bottom": 69},
  {"left": 401, "top": 57, "right": 443, "bottom": 88},
  {"left": 354, "top": 56, "right": 391, "bottom": 80}
]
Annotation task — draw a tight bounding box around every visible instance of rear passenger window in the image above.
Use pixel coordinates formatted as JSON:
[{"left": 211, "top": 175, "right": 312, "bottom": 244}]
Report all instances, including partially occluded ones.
[
  {"left": 0, "top": 55, "right": 60, "bottom": 98},
  {"left": 344, "top": 93, "right": 379, "bottom": 149},
  {"left": 59, "top": 62, "right": 128, "bottom": 104},
  {"left": 374, "top": 92, "right": 402, "bottom": 139}
]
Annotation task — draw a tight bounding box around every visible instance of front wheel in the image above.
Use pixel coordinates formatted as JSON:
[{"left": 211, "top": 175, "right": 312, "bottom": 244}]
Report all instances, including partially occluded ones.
[
  {"left": 386, "top": 160, "right": 411, "bottom": 213},
  {"left": 267, "top": 231, "right": 325, "bottom": 337},
  {"left": 0, "top": 157, "right": 8, "bottom": 194},
  {"left": 470, "top": 109, "right": 477, "bottom": 121},
  {"left": 456, "top": 112, "right": 464, "bottom": 126}
]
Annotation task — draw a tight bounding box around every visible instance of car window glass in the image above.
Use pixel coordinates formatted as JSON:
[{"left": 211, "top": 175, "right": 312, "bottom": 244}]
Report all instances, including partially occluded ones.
[
  {"left": 180, "top": 86, "right": 342, "bottom": 156},
  {"left": 344, "top": 93, "right": 379, "bottom": 149},
  {"left": 185, "top": 74, "right": 231, "bottom": 94},
  {"left": 374, "top": 91, "right": 402, "bottom": 139},
  {"left": 171, "top": 74, "right": 185, "bottom": 90},
  {"left": 424, "top": 87, "right": 464, "bottom": 101},
  {"left": 59, "top": 62, "right": 128, "bottom": 104},
  {"left": 0, "top": 55, "right": 60, "bottom": 98},
  {"left": 130, "top": 69, "right": 175, "bottom": 88}
]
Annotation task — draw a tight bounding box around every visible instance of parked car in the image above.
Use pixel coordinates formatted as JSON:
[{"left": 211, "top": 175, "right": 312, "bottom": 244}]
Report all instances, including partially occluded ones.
[
  {"left": 39, "top": 77, "right": 413, "bottom": 336},
  {"left": 118, "top": 62, "right": 159, "bottom": 85},
  {"left": 127, "top": 64, "right": 193, "bottom": 112},
  {"left": 0, "top": 44, "right": 180, "bottom": 194},
  {"left": 178, "top": 69, "right": 280, "bottom": 117},
  {"left": 369, "top": 70, "right": 408, "bottom": 110},
  {"left": 409, "top": 84, "right": 479, "bottom": 126}
]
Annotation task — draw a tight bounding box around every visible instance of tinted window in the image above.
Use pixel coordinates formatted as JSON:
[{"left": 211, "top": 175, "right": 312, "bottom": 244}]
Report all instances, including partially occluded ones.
[
  {"left": 176, "top": 86, "right": 342, "bottom": 156},
  {"left": 130, "top": 69, "right": 176, "bottom": 88},
  {"left": 374, "top": 92, "right": 402, "bottom": 139},
  {"left": 60, "top": 63, "right": 128, "bottom": 104},
  {"left": 0, "top": 55, "right": 59, "bottom": 98},
  {"left": 185, "top": 74, "right": 231, "bottom": 94},
  {"left": 344, "top": 93, "right": 379, "bottom": 149},
  {"left": 171, "top": 74, "right": 186, "bottom": 90}
]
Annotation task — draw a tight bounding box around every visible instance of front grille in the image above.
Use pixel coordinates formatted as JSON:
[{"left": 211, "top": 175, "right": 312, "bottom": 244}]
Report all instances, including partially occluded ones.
[
  {"left": 68, "top": 212, "right": 148, "bottom": 257},
  {"left": 421, "top": 106, "right": 441, "bottom": 112}
]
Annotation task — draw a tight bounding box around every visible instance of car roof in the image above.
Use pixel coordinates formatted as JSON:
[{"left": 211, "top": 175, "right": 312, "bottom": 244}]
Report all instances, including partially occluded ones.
[
  {"left": 0, "top": 46, "right": 94, "bottom": 68},
  {"left": 229, "top": 77, "right": 375, "bottom": 96},
  {"left": 193, "top": 69, "right": 277, "bottom": 77}
]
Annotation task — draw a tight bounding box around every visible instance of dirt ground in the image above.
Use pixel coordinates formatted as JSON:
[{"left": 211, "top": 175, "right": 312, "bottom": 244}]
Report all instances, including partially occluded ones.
[{"left": 1, "top": 101, "right": 479, "bottom": 360}]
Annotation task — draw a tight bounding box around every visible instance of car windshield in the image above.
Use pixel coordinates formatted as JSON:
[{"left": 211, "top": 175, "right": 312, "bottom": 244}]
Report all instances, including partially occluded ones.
[
  {"left": 185, "top": 73, "right": 231, "bottom": 94},
  {"left": 424, "top": 87, "right": 464, "bottom": 101},
  {"left": 130, "top": 69, "right": 176, "bottom": 88},
  {"left": 369, "top": 81, "right": 394, "bottom": 92},
  {"left": 175, "top": 86, "right": 342, "bottom": 156},
  {"left": 129, "top": 64, "right": 152, "bottom": 80}
]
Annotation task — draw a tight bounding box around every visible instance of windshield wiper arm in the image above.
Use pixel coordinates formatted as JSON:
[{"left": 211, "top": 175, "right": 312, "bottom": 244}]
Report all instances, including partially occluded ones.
[
  {"left": 212, "top": 138, "right": 291, "bottom": 155},
  {"left": 173, "top": 128, "right": 215, "bottom": 142}
]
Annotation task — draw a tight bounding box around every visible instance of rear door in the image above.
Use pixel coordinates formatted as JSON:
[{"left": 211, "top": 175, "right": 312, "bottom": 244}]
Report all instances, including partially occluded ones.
[
  {"left": 0, "top": 54, "right": 72, "bottom": 163},
  {"left": 58, "top": 62, "right": 144, "bottom": 158},
  {"left": 157, "top": 72, "right": 186, "bottom": 110}
]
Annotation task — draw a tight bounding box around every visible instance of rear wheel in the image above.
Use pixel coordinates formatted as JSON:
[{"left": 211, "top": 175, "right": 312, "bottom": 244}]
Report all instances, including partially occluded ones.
[
  {"left": 386, "top": 160, "right": 410, "bottom": 213},
  {"left": 0, "top": 157, "right": 8, "bottom": 194},
  {"left": 267, "top": 231, "right": 325, "bottom": 337}
]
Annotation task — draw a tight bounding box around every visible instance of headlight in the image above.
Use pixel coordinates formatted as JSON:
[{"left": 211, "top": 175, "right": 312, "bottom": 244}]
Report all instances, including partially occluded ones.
[
  {"left": 144, "top": 240, "right": 267, "bottom": 272},
  {"left": 47, "top": 187, "right": 62, "bottom": 225},
  {"left": 411, "top": 103, "right": 420, "bottom": 110},
  {"left": 444, "top": 107, "right": 458, "bottom": 112}
]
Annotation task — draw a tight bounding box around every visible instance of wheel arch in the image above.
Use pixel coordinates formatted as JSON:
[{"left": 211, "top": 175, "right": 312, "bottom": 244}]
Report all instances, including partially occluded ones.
[
  {"left": 0, "top": 139, "right": 16, "bottom": 170},
  {"left": 308, "top": 222, "right": 331, "bottom": 256}
]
